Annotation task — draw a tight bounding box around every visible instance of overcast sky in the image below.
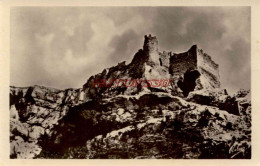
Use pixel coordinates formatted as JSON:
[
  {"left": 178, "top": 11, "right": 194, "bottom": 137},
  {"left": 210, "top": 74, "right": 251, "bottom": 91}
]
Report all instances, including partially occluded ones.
[{"left": 10, "top": 7, "right": 250, "bottom": 94}]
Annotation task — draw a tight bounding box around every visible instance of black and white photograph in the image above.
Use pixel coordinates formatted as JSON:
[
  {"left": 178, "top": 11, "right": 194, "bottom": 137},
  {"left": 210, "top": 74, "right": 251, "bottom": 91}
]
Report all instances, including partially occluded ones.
[{"left": 8, "top": 6, "right": 252, "bottom": 159}]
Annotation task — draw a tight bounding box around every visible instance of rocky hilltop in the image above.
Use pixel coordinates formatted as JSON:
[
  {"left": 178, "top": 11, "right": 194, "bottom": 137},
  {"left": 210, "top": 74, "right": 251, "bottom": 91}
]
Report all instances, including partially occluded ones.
[
  {"left": 10, "top": 35, "right": 251, "bottom": 159},
  {"left": 83, "top": 34, "right": 220, "bottom": 99}
]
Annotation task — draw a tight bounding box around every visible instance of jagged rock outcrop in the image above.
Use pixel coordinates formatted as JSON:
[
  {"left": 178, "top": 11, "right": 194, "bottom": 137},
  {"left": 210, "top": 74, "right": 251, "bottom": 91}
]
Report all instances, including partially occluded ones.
[
  {"left": 9, "top": 35, "right": 251, "bottom": 159},
  {"left": 10, "top": 85, "right": 84, "bottom": 158}
]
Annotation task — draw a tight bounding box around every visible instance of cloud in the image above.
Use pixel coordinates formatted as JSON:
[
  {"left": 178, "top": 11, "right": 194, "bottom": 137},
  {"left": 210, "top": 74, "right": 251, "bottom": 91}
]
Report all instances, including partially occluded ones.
[
  {"left": 10, "top": 7, "right": 250, "bottom": 94},
  {"left": 108, "top": 29, "right": 139, "bottom": 64}
]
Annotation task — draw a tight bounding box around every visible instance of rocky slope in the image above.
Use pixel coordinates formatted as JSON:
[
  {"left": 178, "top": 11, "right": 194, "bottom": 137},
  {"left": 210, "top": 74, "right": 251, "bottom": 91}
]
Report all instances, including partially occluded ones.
[{"left": 9, "top": 35, "right": 251, "bottom": 159}]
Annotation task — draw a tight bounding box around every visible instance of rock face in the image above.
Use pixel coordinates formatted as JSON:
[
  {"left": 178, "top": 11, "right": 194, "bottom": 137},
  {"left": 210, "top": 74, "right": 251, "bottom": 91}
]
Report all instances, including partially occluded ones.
[
  {"left": 10, "top": 35, "right": 251, "bottom": 159},
  {"left": 9, "top": 86, "right": 84, "bottom": 158}
]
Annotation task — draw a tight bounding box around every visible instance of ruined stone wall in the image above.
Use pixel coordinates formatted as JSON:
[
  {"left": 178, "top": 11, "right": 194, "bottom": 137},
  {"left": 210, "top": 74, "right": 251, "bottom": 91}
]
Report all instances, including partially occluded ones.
[
  {"left": 143, "top": 34, "right": 158, "bottom": 53},
  {"left": 159, "top": 51, "right": 171, "bottom": 68},
  {"left": 143, "top": 34, "right": 160, "bottom": 65},
  {"left": 168, "top": 45, "right": 220, "bottom": 91},
  {"left": 169, "top": 45, "right": 198, "bottom": 76},
  {"left": 197, "top": 49, "right": 220, "bottom": 88}
]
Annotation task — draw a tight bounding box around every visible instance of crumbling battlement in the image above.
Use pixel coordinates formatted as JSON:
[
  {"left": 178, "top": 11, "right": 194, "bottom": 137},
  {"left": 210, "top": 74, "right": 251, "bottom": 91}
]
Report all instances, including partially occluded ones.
[
  {"left": 143, "top": 34, "right": 158, "bottom": 53},
  {"left": 169, "top": 44, "right": 220, "bottom": 89},
  {"left": 169, "top": 45, "right": 198, "bottom": 76},
  {"left": 197, "top": 48, "right": 220, "bottom": 88},
  {"left": 143, "top": 34, "right": 160, "bottom": 65}
]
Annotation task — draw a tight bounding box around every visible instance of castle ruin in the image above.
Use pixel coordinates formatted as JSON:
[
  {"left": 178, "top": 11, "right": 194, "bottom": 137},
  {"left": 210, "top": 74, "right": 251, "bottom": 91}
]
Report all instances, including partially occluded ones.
[{"left": 83, "top": 34, "right": 220, "bottom": 98}]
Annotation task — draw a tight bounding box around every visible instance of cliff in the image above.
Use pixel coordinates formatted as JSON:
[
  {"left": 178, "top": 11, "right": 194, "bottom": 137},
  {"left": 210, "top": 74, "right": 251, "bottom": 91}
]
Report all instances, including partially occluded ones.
[{"left": 9, "top": 35, "right": 251, "bottom": 159}]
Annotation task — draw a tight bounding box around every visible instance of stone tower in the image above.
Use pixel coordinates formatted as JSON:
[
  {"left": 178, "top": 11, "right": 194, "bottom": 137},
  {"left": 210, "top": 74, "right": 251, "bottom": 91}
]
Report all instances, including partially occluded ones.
[{"left": 143, "top": 34, "right": 160, "bottom": 65}]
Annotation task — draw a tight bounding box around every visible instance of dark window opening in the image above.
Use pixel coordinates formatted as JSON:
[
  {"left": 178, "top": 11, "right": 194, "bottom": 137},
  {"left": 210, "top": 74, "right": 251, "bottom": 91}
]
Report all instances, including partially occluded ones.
[{"left": 159, "top": 58, "right": 162, "bottom": 66}]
